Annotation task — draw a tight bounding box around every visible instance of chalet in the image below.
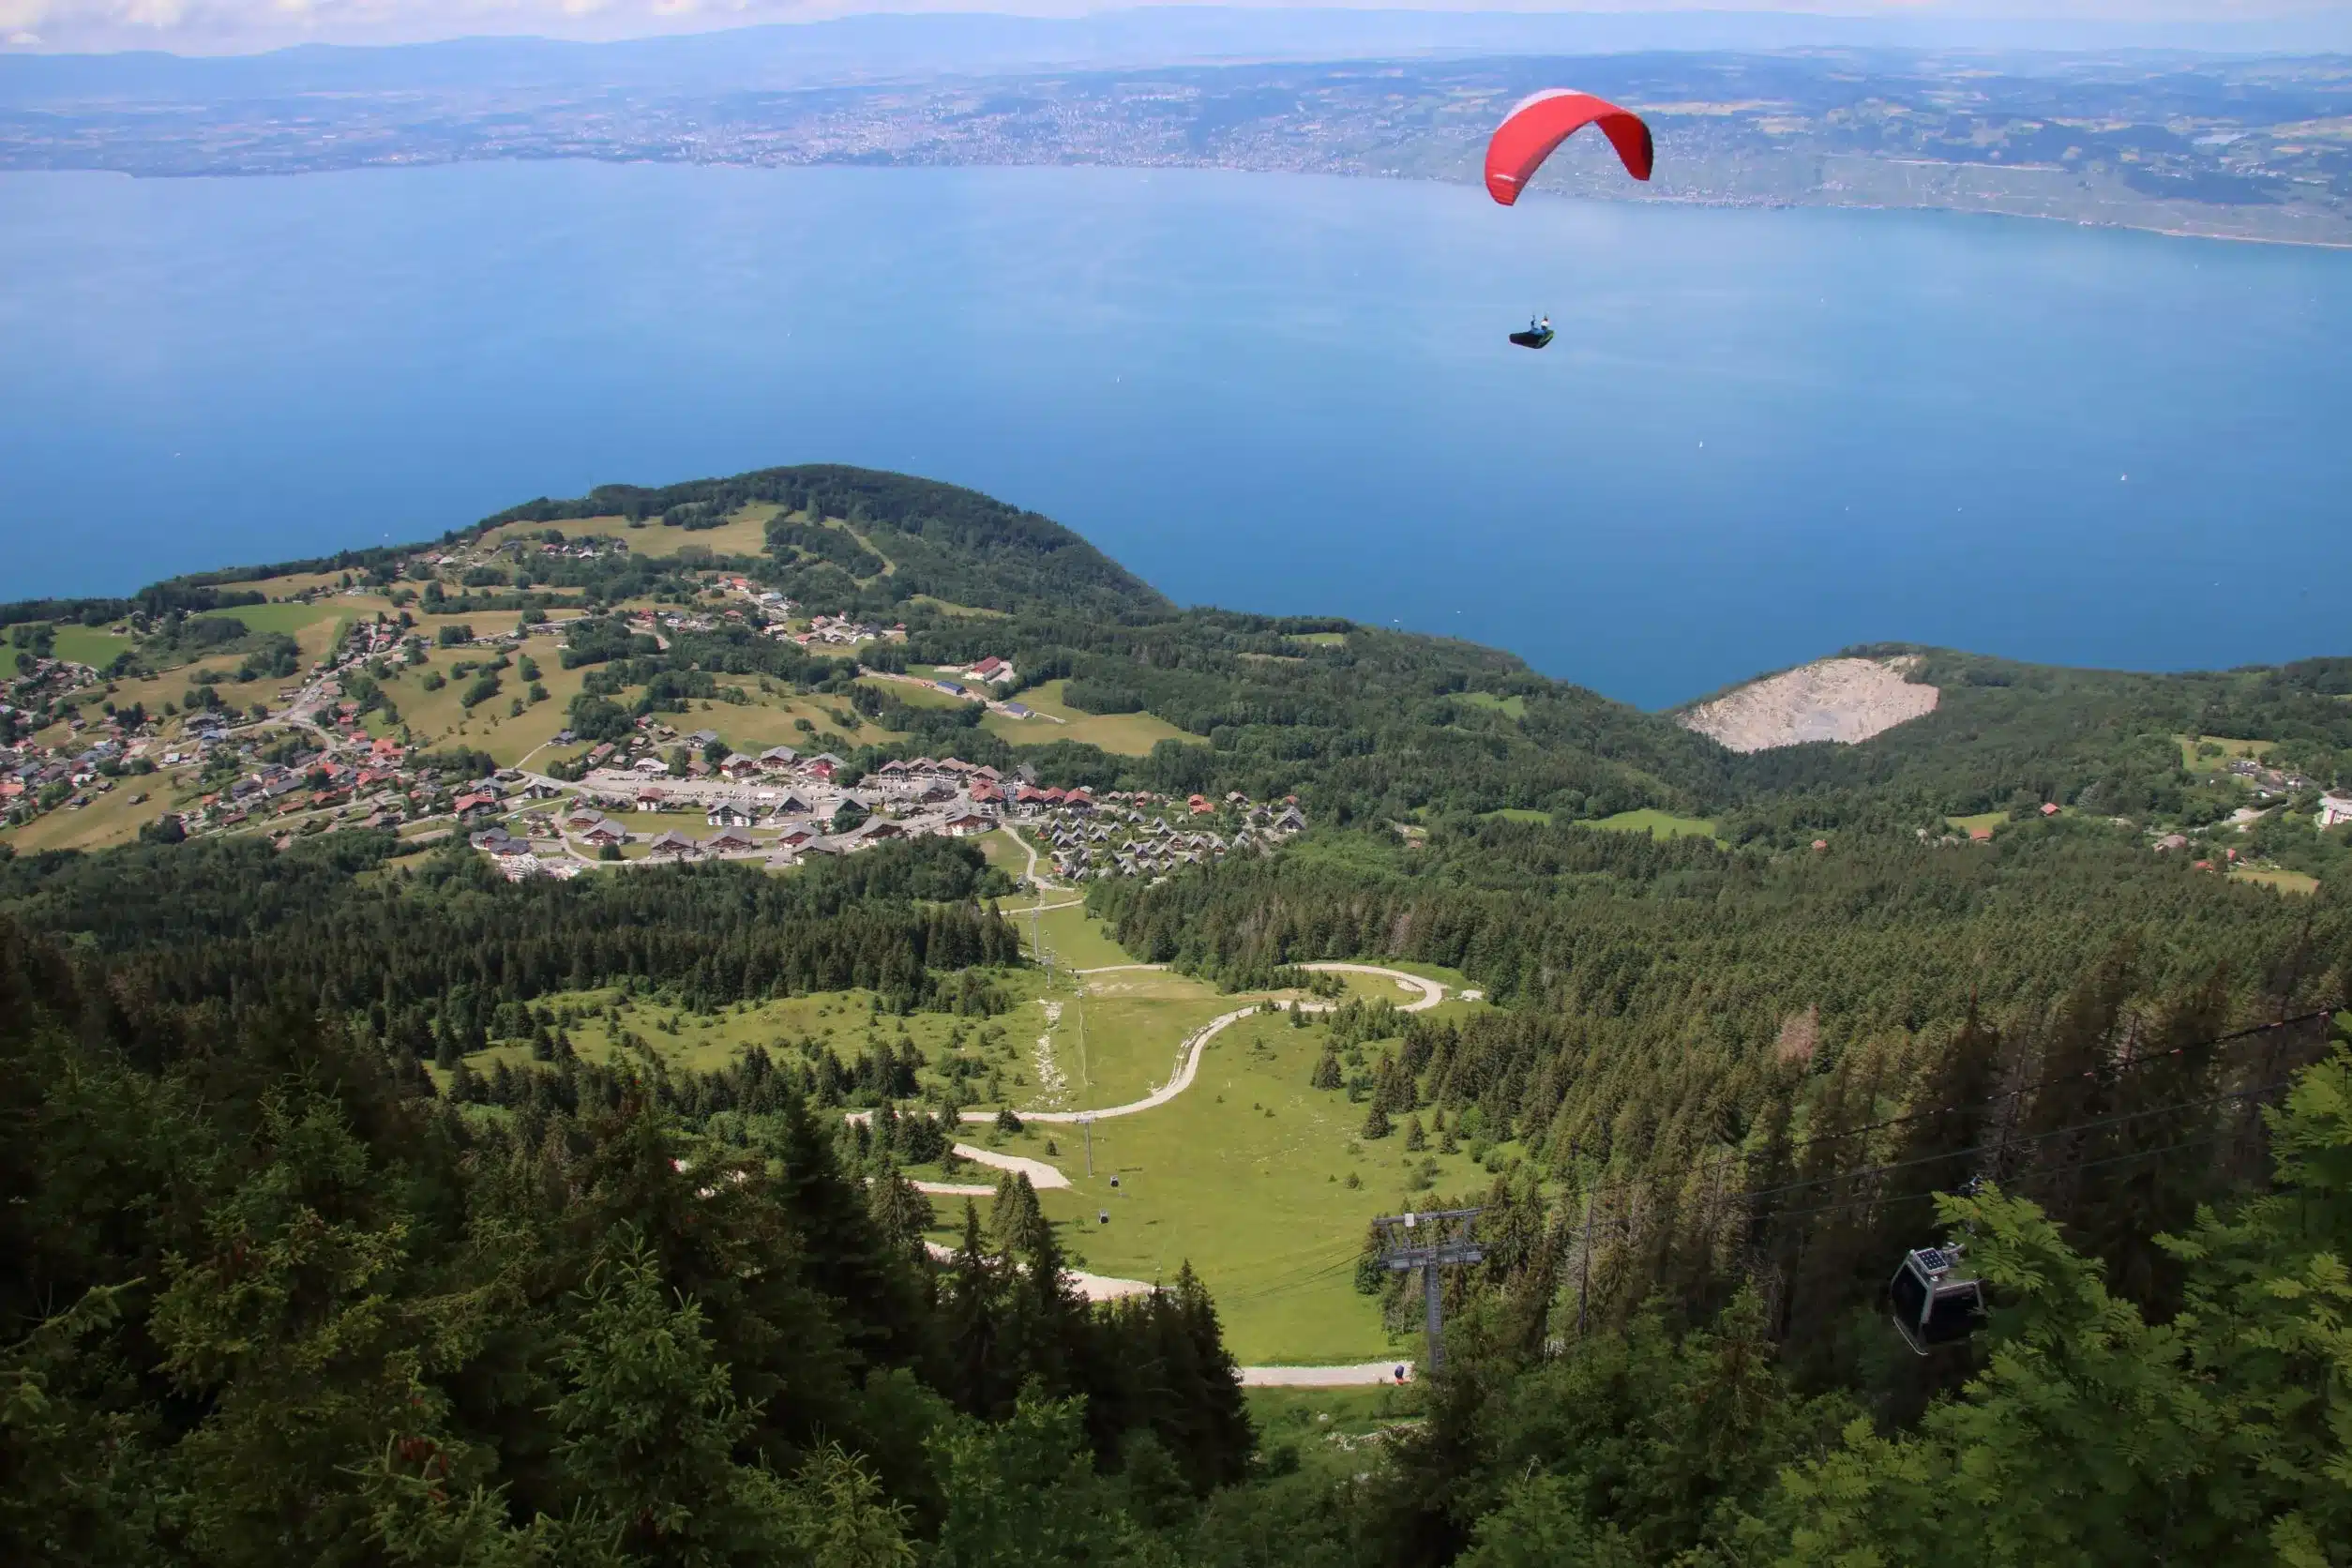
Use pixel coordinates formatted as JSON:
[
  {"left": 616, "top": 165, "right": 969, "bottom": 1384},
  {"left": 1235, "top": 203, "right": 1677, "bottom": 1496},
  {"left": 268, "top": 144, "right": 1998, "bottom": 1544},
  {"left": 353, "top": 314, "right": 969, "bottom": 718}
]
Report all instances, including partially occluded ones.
[
  {"left": 452, "top": 792, "right": 500, "bottom": 823},
  {"left": 707, "top": 826, "right": 759, "bottom": 854},
  {"left": 774, "top": 827, "right": 817, "bottom": 852},
  {"left": 635, "top": 791, "right": 667, "bottom": 813},
  {"left": 758, "top": 746, "right": 798, "bottom": 770},
  {"left": 802, "top": 754, "right": 843, "bottom": 782},
  {"left": 963, "top": 656, "right": 1018, "bottom": 686},
  {"left": 648, "top": 829, "right": 701, "bottom": 859},
  {"left": 632, "top": 755, "right": 669, "bottom": 774},
  {"left": 577, "top": 816, "right": 626, "bottom": 848},
  {"left": 1272, "top": 806, "right": 1307, "bottom": 834},
  {"left": 942, "top": 811, "right": 992, "bottom": 837},
  {"left": 1186, "top": 794, "right": 1213, "bottom": 815},
  {"left": 706, "top": 799, "right": 757, "bottom": 828},
  {"left": 719, "top": 754, "right": 761, "bottom": 779}
]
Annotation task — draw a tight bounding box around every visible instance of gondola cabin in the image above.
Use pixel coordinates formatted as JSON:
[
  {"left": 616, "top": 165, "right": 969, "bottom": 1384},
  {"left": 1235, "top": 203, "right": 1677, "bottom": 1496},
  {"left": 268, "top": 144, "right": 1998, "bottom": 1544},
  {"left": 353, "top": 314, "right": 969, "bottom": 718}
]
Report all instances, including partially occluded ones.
[{"left": 1888, "top": 1245, "right": 1985, "bottom": 1355}]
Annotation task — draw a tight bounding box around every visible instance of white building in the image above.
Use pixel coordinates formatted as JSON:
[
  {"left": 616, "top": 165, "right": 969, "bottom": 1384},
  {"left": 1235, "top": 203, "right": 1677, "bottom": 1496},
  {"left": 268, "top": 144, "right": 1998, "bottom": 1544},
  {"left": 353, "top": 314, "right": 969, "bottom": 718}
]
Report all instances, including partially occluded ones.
[{"left": 2320, "top": 793, "right": 2352, "bottom": 829}]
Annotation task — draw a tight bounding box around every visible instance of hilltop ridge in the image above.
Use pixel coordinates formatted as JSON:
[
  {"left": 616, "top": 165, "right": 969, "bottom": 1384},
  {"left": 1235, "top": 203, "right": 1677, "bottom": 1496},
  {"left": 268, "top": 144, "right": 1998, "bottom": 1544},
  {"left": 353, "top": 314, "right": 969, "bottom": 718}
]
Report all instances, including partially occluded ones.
[{"left": 3, "top": 464, "right": 2348, "bottom": 885}]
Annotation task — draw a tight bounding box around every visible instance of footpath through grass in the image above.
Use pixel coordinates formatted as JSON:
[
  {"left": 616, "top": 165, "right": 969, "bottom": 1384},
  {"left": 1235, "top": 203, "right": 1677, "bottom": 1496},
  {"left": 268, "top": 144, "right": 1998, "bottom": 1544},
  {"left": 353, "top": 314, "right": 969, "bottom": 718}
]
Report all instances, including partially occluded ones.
[{"left": 1021, "top": 991, "right": 1501, "bottom": 1364}]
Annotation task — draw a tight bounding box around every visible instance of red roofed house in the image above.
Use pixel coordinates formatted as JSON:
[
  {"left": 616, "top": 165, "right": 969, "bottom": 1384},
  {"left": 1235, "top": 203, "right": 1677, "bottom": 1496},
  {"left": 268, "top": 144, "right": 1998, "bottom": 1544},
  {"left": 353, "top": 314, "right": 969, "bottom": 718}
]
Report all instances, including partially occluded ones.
[
  {"left": 1187, "top": 794, "right": 1213, "bottom": 815},
  {"left": 2040, "top": 802, "right": 2060, "bottom": 817}
]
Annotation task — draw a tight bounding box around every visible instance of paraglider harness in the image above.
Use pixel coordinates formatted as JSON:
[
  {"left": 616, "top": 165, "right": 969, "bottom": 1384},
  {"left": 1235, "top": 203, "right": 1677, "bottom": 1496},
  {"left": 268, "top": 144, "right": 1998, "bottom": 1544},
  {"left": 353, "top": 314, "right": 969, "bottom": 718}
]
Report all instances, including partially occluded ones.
[{"left": 1509, "top": 314, "right": 1556, "bottom": 350}]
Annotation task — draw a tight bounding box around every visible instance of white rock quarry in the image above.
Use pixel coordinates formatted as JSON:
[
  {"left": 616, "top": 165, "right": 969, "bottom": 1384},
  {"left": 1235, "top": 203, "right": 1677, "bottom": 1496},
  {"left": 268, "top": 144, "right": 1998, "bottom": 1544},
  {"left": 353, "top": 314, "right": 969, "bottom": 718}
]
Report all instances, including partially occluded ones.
[{"left": 1680, "top": 656, "right": 1939, "bottom": 753}]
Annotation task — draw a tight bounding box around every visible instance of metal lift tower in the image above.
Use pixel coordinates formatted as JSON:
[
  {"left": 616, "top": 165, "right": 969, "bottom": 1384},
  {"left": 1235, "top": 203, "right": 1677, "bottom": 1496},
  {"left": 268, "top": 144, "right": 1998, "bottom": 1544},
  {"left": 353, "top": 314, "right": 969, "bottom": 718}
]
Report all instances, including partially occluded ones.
[{"left": 1372, "top": 1208, "right": 1484, "bottom": 1374}]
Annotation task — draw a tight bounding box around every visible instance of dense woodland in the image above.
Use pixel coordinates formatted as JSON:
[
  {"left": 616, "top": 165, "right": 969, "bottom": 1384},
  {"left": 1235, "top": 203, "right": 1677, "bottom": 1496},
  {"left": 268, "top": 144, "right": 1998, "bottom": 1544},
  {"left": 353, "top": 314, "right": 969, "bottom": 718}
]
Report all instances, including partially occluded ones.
[{"left": 8, "top": 468, "right": 2352, "bottom": 1563}]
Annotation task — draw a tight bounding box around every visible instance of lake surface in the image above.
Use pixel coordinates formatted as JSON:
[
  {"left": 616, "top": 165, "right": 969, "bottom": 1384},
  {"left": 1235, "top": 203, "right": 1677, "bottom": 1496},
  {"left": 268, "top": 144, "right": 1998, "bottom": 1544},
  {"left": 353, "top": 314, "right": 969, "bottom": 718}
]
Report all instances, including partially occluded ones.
[{"left": 4, "top": 161, "right": 2347, "bottom": 707}]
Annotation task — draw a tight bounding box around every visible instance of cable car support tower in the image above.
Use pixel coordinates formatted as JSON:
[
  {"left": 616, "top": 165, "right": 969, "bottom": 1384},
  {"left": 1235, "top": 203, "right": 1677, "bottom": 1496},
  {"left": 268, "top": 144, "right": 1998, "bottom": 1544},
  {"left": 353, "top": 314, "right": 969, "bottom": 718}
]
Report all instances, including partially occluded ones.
[{"left": 1372, "top": 1208, "right": 1484, "bottom": 1373}]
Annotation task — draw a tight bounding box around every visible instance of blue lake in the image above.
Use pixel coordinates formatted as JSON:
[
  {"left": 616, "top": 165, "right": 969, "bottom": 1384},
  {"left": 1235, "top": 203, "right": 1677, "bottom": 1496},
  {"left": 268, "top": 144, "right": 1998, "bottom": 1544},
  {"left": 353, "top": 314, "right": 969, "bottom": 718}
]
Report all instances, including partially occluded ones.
[{"left": 3, "top": 160, "right": 2347, "bottom": 708}]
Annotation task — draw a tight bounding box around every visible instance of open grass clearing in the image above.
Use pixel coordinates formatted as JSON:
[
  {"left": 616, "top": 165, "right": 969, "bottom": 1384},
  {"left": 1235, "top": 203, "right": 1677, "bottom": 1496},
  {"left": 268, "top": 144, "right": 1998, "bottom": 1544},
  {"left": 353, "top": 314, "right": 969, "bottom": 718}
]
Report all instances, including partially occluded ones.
[
  {"left": 2177, "top": 733, "right": 2276, "bottom": 771},
  {"left": 425, "top": 958, "right": 1500, "bottom": 1359},
  {"left": 1285, "top": 632, "right": 1349, "bottom": 648},
  {"left": 1455, "top": 691, "right": 1527, "bottom": 719},
  {"left": 1247, "top": 1386, "right": 1425, "bottom": 1474},
  {"left": 4, "top": 777, "right": 171, "bottom": 853},
  {"left": 1009, "top": 999, "right": 1505, "bottom": 1364},
  {"left": 196, "top": 600, "right": 346, "bottom": 638},
  {"left": 906, "top": 595, "right": 1008, "bottom": 619},
  {"left": 1946, "top": 811, "right": 2007, "bottom": 837},
  {"left": 863, "top": 675, "right": 975, "bottom": 712},
  {"left": 980, "top": 679, "right": 1201, "bottom": 756},
  {"left": 1479, "top": 807, "right": 1553, "bottom": 825},
  {"left": 977, "top": 828, "right": 1031, "bottom": 880},
  {"left": 2231, "top": 866, "right": 2321, "bottom": 894},
  {"left": 47, "top": 625, "right": 137, "bottom": 669},
  {"left": 442, "top": 976, "right": 1048, "bottom": 1093},
  {"left": 1019, "top": 900, "right": 1141, "bottom": 972},
  {"left": 1582, "top": 807, "right": 1723, "bottom": 842}
]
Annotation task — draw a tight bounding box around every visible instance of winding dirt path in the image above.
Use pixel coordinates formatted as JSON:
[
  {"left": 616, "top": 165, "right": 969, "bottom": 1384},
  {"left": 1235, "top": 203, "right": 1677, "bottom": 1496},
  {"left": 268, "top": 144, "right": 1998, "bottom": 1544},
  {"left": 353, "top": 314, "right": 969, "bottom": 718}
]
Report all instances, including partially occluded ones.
[{"left": 961, "top": 962, "right": 1444, "bottom": 1126}]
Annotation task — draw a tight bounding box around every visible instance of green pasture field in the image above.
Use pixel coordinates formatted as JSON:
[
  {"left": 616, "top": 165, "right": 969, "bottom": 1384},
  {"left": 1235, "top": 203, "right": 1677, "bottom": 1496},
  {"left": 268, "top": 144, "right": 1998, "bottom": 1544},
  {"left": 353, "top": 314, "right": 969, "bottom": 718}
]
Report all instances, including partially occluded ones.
[
  {"left": 1945, "top": 811, "right": 2006, "bottom": 837},
  {"left": 1455, "top": 691, "right": 1527, "bottom": 719},
  {"left": 449, "top": 976, "right": 1047, "bottom": 1091},
  {"left": 1479, "top": 807, "right": 1552, "bottom": 825},
  {"left": 1019, "top": 899, "right": 1141, "bottom": 972},
  {"left": 906, "top": 596, "right": 1009, "bottom": 619},
  {"left": 475, "top": 504, "right": 780, "bottom": 562},
  {"left": 1058, "top": 974, "right": 1244, "bottom": 1108},
  {"left": 864, "top": 675, "right": 975, "bottom": 711},
  {"left": 1582, "top": 807, "right": 1722, "bottom": 842},
  {"left": 979, "top": 679, "right": 1202, "bottom": 757},
  {"left": 1285, "top": 632, "right": 1349, "bottom": 648},
  {"left": 977, "top": 828, "right": 1029, "bottom": 880},
  {"left": 47, "top": 625, "right": 137, "bottom": 669},
  {"left": 2177, "top": 733, "right": 2275, "bottom": 771},
  {"left": 2231, "top": 866, "right": 2321, "bottom": 895},
  {"left": 4, "top": 778, "right": 170, "bottom": 853},
  {"left": 1013, "top": 1000, "right": 1504, "bottom": 1364},
  {"left": 195, "top": 600, "right": 345, "bottom": 637}
]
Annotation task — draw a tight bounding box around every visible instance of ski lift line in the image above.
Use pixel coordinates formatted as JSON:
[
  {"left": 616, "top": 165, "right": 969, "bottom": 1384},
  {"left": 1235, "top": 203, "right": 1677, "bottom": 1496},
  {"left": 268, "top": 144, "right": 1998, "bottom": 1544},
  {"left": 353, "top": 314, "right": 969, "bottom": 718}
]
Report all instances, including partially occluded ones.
[
  {"left": 1799, "top": 1007, "right": 2338, "bottom": 1150},
  {"left": 1753, "top": 1125, "right": 2254, "bottom": 1227},
  {"left": 1533, "top": 1068, "right": 2310, "bottom": 1233},
  {"left": 1217, "top": 1259, "right": 1364, "bottom": 1305},
  {"left": 1735, "top": 1076, "right": 2300, "bottom": 1209}
]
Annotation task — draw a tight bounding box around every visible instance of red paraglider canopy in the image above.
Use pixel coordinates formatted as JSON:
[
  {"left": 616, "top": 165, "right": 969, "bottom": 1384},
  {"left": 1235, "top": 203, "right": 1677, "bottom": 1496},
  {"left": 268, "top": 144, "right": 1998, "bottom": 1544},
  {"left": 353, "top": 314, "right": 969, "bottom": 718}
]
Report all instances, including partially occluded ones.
[{"left": 1485, "top": 90, "right": 1654, "bottom": 204}]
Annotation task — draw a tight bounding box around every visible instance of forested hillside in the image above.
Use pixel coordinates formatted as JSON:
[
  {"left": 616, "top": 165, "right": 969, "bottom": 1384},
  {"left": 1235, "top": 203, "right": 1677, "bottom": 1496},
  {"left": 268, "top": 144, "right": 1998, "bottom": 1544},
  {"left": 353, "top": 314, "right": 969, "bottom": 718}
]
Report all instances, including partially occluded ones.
[{"left": 7, "top": 466, "right": 2352, "bottom": 1564}]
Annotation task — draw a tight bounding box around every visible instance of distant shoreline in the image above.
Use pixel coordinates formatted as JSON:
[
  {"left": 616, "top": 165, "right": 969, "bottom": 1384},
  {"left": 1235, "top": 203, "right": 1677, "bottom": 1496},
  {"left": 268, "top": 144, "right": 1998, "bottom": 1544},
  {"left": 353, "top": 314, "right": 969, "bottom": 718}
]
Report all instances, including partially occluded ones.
[{"left": 15, "top": 156, "right": 2351, "bottom": 252}]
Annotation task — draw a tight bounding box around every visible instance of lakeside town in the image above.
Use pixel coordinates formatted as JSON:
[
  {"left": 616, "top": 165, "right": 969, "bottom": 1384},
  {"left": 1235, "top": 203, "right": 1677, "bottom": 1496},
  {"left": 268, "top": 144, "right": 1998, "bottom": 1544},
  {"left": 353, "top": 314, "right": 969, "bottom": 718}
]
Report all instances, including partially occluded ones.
[{"left": 2, "top": 611, "right": 1310, "bottom": 883}]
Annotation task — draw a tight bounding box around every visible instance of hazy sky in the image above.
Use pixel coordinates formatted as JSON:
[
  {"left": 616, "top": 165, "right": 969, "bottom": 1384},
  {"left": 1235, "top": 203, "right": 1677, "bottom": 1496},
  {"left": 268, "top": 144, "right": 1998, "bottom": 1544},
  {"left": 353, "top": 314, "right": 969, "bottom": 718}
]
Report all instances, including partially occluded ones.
[{"left": 4, "top": 0, "right": 2347, "bottom": 53}]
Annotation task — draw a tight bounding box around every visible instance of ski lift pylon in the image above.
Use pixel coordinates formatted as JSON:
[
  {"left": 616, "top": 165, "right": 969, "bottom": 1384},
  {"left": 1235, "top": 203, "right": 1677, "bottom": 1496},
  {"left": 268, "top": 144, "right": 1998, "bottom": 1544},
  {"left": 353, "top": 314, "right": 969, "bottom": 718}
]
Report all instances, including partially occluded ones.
[{"left": 1888, "top": 1244, "right": 1986, "bottom": 1355}]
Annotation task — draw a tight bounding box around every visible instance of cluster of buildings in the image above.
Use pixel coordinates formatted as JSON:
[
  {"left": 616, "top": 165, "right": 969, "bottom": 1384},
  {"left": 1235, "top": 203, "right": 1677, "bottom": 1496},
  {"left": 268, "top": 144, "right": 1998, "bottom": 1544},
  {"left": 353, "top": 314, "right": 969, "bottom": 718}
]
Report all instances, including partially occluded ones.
[
  {"left": 1036, "top": 791, "right": 1306, "bottom": 881},
  {"left": 792, "top": 613, "right": 907, "bottom": 649},
  {"left": 553, "top": 749, "right": 1011, "bottom": 867}
]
